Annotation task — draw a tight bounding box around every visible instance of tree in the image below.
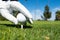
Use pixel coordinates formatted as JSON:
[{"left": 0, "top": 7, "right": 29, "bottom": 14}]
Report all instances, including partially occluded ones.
[
  {"left": 55, "top": 10, "right": 60, "bottom": 20},
  {"left": 43, "top": 5, "right": 51, "bottom": 20}
]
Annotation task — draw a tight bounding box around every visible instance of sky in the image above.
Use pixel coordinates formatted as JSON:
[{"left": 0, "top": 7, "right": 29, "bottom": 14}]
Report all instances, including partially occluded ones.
[{"left": 18, "top": 0, "right": 60, "bottom": 20}]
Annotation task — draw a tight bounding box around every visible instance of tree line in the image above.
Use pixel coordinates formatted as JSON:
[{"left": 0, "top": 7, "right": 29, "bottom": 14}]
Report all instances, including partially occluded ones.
[
  {"left": 42, "top": 5, "right": 60, "bottom": 21},
  {"left": 0, "top": 5, "right": 60, "bottom": 21}
]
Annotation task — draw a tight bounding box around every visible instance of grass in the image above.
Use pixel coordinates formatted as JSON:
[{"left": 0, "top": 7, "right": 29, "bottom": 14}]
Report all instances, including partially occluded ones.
[{"left": 0, "top": 21, "right": 60, "bottom": 40}]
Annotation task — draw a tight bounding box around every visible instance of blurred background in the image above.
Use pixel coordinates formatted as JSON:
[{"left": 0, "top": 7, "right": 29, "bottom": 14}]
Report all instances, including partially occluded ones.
[{"left": 0, "top": 0, "right": 60, "bottom": 21}]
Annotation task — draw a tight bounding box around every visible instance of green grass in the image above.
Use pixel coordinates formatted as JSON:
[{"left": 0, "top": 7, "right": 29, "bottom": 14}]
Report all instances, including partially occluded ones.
[{"left": 0, "top": 21, "right": 60, "bottom": 40}]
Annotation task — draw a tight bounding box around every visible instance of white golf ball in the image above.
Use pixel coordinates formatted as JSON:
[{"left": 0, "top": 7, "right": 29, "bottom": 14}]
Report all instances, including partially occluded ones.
[{"left": 17, "top": 13, "right": 26, "bottom": 22}]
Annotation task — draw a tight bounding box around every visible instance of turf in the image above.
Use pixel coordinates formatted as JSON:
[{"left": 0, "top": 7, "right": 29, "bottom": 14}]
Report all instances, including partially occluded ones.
[{"left": 0, "top": 21, "right": 60, "bottom": 40}]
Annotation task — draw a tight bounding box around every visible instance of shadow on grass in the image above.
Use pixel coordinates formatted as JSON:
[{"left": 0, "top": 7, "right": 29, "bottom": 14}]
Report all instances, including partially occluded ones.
[{"left": 0, "top": 24, "right": 32, "bottom": 29}]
